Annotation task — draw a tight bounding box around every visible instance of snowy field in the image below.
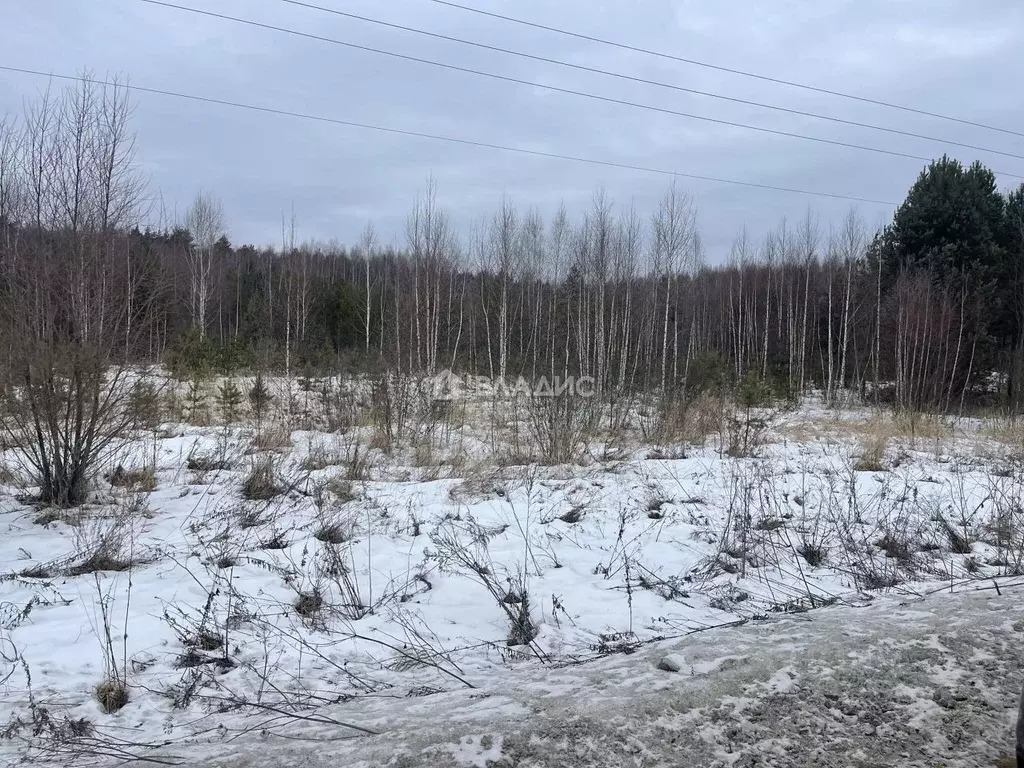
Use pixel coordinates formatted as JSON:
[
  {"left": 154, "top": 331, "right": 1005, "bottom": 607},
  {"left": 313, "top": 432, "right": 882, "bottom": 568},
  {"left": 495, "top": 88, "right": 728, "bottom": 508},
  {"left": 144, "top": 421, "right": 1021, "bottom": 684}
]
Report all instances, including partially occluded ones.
[
  {"left": 0, "top": 373, "right": 1022, "bottom": 765},
  {"left": 136, "top": 585, "right": 1024, "bottom": 767}
]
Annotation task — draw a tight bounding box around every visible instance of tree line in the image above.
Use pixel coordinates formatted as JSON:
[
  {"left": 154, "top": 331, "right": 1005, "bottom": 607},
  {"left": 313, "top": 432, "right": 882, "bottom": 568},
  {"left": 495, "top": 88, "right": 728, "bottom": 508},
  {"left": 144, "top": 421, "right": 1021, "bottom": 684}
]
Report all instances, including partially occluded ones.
[{"left": 1, "top": 76, "right": 1022, "bottom": 415}]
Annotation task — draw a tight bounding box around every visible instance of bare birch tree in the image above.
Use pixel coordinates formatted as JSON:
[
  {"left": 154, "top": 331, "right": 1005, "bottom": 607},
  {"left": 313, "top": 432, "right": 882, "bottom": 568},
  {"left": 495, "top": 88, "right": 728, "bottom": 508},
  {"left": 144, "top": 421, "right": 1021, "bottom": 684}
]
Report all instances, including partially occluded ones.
[
  {"left": 650, "top": 182, "right": 698, "bottom": 392},
  {"left": 0, "top": 76, "right": 151, "bottom": 506},
  {"left": 184, "top": 191, "right": 225, "bottom": 340}
]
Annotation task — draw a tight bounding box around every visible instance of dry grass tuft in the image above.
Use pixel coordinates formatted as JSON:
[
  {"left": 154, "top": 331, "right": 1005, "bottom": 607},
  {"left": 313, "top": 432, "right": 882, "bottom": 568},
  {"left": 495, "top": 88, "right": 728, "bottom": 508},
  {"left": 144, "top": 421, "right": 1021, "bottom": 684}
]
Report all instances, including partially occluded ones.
[
  {"left": 979, "top": 415, "right": 1024, "bottom": 456},
  {"left": 300, "top": 437, "right": 344, "bottom": 472},
  {"left": 646, "top": 496, "right": 667, "bottom": 520},
  {"left": 782, "top": 409, "right": 951, "bottom": 450},
  {"left": 890, "top": 411, "right": 950, "bottom": 441},
  {"left": 853, "top": 432, "right": 889, "bottom": 472},
  {"left": 252, "top": 425, "right": 292, "bottom": 452},
  {"left": 260, "top": 530, "right": 289, "bottom": 550},
  {"left": 662, "top": 393, "right": 724, "bottom": 446},
  {"left": 294, "top": 590, "right": 324, "bottom": 618},
  {"left": 449, "top": 464, "right": 512, "bottom": 503},
  {"left": 314, "top": 508, "right": 350, "bottom": 544},
  {"left": 797, "top": 543, "right": 827, "bottom": 567},
  {"left": 559, "top": 505, "right": 585, "bottom": 524},
  {"left": 67, "top": 551, "right": 134, "bottom": 577},
  {"left": 241, "top": 456, "right": 282, "bottom": 501},
  {"left": 106, "top": 465, "right": 157, "bottom": 492},
  {"left": 66, "top": 512, "right": 138, "bottom": 576},
  {"left": 325, "top": 476, "right": 356, "bottom": 503},
  {"left": 186, "top": 453, "right": 231, "bottom": 472},
  {"left": 94, "top": 679, "right": 129, "bottom": 713}
]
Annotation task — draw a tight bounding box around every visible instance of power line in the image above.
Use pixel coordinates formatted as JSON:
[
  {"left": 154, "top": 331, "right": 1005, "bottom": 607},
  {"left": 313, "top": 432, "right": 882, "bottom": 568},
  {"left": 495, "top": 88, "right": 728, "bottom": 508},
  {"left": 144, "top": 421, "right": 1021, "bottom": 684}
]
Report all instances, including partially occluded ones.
[
  {"left": 277, "top": 0, "right": 1024, "bottom": 165},
  {"left": 0, "top": 65, "right": 899, "bottom": 206},
  {"left": 136, "top": 0, "right": 1024, "bottom": 180},
  {"left": 423, "top": 0, "right": 1024, "bottom": 141}
]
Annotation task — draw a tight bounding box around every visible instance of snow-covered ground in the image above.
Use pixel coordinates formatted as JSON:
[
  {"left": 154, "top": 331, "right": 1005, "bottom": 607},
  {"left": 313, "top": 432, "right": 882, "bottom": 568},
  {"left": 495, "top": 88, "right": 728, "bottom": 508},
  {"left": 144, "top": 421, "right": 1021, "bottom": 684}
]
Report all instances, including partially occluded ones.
[
  {"left": 139, "top": 584, "right": 1024, "bottom": 767},
  {"left": 0, "top": 377, "right": 1022, "bottom": 765}
]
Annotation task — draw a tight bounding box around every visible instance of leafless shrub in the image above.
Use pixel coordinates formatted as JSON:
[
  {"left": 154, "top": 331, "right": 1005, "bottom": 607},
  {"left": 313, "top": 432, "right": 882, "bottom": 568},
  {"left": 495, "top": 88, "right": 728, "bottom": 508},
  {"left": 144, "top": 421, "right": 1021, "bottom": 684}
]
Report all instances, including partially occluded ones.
[
  {"left": 412, "top": 438, "right": 436, "bottom": 469},
  {"left": 648, "top": 392, "right": 722, "bottom": 449},
  {"left": 164, "top": 597, "right": 225, "bottom": 671},
  {"left": 595, "top": 388, "right": 639, "bottom": 460},
  {"left": 0, "top": 363, "right": 141, "bottom": 508},
  {"left": 318, "top": 379, "right": 359, "bottom": 432},
  {"left": 697, "top": 464, "right": 756, "bottom": 581},
  {"left": 830, "top": 474, "right": 920, "bottom": 591},
  {"left": 182, "top": 628, "right": 223, "bottom": 657},
  {"left": 524, "top": 390, "right": 597, "bottom": 465},
  {"left": 370, "top": 371, "right": 417, "bottom": 452},
  {"left": 0, "top": 462, "right": 18, "bottom": 486},
  {"left": 0, "top": 662, "right": 97, "bottom": 757},
  {"left": 984, "top": 472, "right": 1024, "bottom": 574},
  {"left": 0, "top": 107, "right": 152, "bottom": 502},
  {"left": 931, "top": 470, "right": 986, "bottom": 555},
  {"left": 385, "top": 606, "right": 473, "bottom": 687},
  {"left": 593, "top": 506, "right": 639, "bottom": 580}
]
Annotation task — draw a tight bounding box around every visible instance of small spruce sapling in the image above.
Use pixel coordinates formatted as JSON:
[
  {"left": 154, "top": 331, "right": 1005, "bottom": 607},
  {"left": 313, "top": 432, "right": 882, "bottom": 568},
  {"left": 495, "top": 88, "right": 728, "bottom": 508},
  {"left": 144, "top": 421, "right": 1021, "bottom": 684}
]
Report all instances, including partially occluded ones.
[
  {"left": 249, "top": 372, "right": 272, "bottom": 434},
  {"left": 217, "top": 379, "right": 243, "bottom": 425}
]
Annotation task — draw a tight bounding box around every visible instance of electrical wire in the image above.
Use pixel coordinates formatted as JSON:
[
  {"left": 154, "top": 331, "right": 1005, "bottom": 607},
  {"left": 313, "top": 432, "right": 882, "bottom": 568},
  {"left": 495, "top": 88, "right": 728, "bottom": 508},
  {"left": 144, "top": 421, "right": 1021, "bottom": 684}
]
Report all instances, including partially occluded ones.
[
  {"left": 423, "top": 0, "right": 1024, "bottom": 140},
  {"left": 136, "top": 0, "right": 1024, "bottom": 180},
  {"left": 276, "top": 0, "right": 1024, "bottom": 163},
  {"left": 0, "top": 64, "right": 899, "bottom": 206}
]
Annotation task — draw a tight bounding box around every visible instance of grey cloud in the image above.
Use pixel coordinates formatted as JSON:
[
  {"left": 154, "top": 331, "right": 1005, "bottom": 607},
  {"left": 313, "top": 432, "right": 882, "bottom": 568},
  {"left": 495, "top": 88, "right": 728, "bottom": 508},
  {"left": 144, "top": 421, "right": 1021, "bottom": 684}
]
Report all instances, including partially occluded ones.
[{"left": 1, "top": 0, "right": 1022, "bottom": 260}]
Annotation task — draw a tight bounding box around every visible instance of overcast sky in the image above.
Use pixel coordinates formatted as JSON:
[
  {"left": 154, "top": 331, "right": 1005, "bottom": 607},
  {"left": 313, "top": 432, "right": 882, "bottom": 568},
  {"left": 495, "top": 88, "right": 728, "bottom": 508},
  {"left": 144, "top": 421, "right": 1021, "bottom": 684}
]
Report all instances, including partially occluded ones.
[{"left": 3, "top": 0, "right": 1023, "bottom": 261}]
